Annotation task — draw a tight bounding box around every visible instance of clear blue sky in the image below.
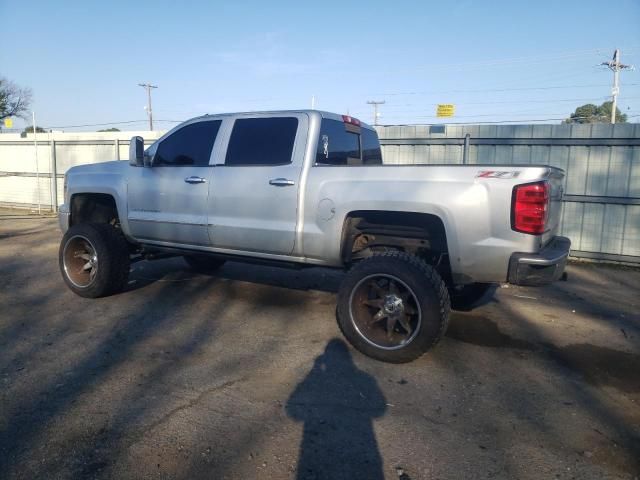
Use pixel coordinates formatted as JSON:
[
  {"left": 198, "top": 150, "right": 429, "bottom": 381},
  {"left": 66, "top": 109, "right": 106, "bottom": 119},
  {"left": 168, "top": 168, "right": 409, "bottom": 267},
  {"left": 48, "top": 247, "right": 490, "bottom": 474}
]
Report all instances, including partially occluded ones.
[{"left": 1, "top": 0, "right": 639, "bottom": 130}]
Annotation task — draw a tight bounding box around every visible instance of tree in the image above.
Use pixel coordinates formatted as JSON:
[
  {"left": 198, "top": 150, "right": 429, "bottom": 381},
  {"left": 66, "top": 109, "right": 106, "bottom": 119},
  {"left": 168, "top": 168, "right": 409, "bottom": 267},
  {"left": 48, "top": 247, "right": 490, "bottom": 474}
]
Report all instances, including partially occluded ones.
[
  {"left": 20, "top": 125, "right": 47, "bottom": 137},
  {"left": 0, "top": 77, "right": 32, "bottom": 120},
  {"left": 97, "top": 127, "right": 121, "bottom": 132},
  {"left": 565, "top": 101, "right": 627, "bottom": 124},
  {"left": 598, "top": 101, "right": 627, "bottom": 123}
]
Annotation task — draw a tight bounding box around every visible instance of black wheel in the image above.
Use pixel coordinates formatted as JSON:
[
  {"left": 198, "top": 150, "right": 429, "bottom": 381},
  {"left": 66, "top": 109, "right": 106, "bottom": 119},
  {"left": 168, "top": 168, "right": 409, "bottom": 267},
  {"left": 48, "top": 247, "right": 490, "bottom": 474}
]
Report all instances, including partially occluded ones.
[
  {"left": 184, "top": 255, "right": 225, "bottom": 274},
  {"left": 337, "top": 251, "right": 450, "bottom": 363},
  {"left": 450, "top": 283, "right": 493, "bottom": 311},
  {"left": 59, "top": 223, "right": 130, "bottom": 298}
]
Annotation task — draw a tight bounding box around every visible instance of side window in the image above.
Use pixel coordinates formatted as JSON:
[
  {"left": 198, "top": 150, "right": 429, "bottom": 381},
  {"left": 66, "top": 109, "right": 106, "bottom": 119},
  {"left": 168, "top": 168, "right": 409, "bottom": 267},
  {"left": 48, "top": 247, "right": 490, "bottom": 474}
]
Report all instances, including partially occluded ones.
[
  {"left": 315, "top": 119, "right": 361, "bottom": 165},
  {"left": 362, "top": 128, "right": 383, "bottom": 165},
  {"left": 154, "top": 120, "right": 221, "bottom": 167},
  {"left": 225, "top": 117, "right": 298, "bottom": 166}
]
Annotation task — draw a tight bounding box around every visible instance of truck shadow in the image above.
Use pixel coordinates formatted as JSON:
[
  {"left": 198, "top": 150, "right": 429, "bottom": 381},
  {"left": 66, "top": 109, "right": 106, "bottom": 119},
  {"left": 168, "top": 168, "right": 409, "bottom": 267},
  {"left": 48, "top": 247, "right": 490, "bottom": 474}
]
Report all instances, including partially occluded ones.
[
  {"left": 129, "top": 258, "right": 504, "bottom": 312},
  {"left": 125, "top": 258, "right": 345, "bottom": 294},
  {"left": 447, "top": 313, "right": 640, "bottom": 393},
  {"left": 129, "top": 258, "right": 639, "bottom": 394}
]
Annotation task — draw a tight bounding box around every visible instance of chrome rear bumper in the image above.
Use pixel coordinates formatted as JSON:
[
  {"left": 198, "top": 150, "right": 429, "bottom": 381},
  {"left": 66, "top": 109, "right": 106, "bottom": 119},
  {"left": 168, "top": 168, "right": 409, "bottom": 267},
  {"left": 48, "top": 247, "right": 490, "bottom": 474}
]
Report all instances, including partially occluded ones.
[{"left": 507, "top": 236, "right": 571, "bottom": 286}]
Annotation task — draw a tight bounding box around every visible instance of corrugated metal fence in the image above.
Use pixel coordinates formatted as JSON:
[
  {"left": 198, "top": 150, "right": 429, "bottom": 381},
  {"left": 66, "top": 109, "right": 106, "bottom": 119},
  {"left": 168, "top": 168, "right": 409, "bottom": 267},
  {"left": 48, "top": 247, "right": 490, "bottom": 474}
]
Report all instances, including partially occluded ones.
[
  {"left": 375, "top": 123, "right": 640, "bottom": 263},
  {"left": 1, "top": 123, "right": 639, "bottom": 263},
  {"left": 0, "top": 131, "right": 163, "bottom": 210}
]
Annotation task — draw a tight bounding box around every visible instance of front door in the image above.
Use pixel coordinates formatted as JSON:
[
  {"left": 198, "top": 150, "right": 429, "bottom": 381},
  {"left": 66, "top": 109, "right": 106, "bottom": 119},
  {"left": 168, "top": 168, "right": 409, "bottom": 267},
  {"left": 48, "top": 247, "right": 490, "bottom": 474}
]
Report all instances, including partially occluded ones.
[
  {"left": 127, "top": 119, "right": 222, "bottom": 246},
  {"left": 208, "top": 114, "right": 307, "bottom": 255}
]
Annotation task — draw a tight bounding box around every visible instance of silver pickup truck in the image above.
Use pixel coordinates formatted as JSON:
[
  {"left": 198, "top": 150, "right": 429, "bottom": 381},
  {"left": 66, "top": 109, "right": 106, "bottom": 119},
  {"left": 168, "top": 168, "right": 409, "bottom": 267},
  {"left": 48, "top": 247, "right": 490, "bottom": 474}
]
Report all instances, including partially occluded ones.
[{"left": 58, "top": 110, "right": 570, "bottom": 362}]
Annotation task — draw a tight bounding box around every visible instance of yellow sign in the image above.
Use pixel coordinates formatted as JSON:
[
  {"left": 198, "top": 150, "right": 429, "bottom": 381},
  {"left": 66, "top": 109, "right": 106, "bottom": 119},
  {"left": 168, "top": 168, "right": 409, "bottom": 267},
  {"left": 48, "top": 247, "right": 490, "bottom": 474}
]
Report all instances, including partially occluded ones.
[
  {"left": 436, "top": 104, "right": 455, "bottom": 117},
  {"left": 3, "top": 118, "right": 13, "bottom": 128}
]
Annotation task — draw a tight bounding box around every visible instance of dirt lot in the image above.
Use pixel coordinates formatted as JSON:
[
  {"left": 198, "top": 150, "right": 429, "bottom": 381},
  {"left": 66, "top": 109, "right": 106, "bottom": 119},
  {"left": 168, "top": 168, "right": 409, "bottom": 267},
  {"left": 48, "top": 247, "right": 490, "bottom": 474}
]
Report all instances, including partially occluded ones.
[{"left": 0, "top": 215, "right": 639, "bottom": 480}]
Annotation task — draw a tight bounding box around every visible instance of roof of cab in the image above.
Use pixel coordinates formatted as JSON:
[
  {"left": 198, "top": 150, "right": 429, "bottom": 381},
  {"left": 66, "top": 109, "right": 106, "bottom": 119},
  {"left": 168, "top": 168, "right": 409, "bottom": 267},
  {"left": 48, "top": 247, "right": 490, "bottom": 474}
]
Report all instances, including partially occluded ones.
[{"left": 188, "top": 110, "right": 375, "bottom": 130}]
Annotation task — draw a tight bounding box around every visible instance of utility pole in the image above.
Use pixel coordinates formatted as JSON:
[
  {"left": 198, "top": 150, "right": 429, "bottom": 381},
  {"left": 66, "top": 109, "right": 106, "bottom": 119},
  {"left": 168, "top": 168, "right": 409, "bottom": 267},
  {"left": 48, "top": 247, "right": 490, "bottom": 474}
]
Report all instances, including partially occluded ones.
[
  {"left": 138, "top": 83, "right": 158, "bottom": 130},
  {"left": 32, "top": 111, "right": 41, "bottom": 215},
  {"left": 366, "top": 100, "right": 385, "bottom": 125},
  {"left": 601, "top": 49, "right": 632, "bottom": 124}
]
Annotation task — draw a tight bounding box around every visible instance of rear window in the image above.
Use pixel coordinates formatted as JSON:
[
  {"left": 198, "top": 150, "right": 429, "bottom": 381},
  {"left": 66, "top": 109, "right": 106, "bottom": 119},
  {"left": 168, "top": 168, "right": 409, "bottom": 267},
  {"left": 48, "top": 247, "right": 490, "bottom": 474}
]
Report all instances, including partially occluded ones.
[
  {"left": 225, "top": 117, "right": 298, "bottom": 166},
  {"left": 362, "top": 128, "right": 382, "bottom": 165},
  {"left": 315, "top": 119, "right": 382, "bottom": 166},
  {"left": 316, "top": 119, "right": 361, "bottom": 165}
]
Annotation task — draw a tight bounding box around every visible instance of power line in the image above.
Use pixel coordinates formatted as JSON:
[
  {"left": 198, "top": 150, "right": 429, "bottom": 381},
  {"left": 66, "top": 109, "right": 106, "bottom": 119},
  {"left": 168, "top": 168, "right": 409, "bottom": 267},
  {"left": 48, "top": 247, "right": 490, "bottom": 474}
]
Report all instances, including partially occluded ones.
[
  {"left": 350, "top": 98, "right": 640, "bottom": 120},
  {"left": 369, "top": 83, "right": 640, "bottom": 97},
  {"left": 379, "top": 114, "right": 640, "bottom": 126},
  {"left": 12, "top": 111, "right": 636, "bottom": 132},
  {"left": 39, "top": 119, "right": 183, "bottom": 130},
  {"left": 408, "top": 51, "right": 606, "bottom": 71},
  {"left": 354, "top": 96, "right": 625, "bottom": 114},
  {"left": 44, "top": 120, "right": 149, "bottom": 129},
  {"left": 377, "top": 47, "right": 640, "bottom": 74}
]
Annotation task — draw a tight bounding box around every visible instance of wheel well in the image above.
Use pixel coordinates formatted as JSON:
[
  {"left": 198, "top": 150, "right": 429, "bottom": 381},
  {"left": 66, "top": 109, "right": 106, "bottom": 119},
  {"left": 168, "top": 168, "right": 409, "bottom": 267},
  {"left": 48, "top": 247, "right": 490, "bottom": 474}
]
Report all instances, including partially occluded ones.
[
  {"left": 341, "top": 210, "right": 452, "bottom": 284},
  {"left": 70, "top": 193, "right": 119, "bottom": 226}
]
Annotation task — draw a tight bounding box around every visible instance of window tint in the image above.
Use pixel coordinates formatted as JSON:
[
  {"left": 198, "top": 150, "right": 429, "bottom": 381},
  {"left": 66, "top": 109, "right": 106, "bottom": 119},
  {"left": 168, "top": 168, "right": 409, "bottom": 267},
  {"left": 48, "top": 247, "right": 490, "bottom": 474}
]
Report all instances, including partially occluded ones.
[
  {"left": 154, "top": 120, "right": 221, "bottom": 167},
  {"left": 316, "top": 119, "right": 361, "bottom": 165},
  {"left": 362, "top": 128, "right": 383, "bottom": 165},
  {"left": 225, "top": 117, "right": 298, "bottom": 166}
]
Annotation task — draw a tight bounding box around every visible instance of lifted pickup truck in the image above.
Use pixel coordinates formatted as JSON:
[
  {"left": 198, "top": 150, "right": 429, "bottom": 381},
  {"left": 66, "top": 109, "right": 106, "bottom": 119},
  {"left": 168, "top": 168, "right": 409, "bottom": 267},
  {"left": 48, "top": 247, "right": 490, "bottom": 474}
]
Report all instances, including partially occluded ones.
[{"left": 58, "top": 110, "right": 570, "bottom": 363}]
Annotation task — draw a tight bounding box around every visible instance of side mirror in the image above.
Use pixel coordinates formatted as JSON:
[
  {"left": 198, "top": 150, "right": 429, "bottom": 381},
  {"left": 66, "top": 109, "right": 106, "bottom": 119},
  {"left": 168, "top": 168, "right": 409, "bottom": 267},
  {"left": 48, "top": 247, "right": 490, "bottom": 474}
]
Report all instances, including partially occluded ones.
[{"left": 129, "top": 136, "right": 144, "bottom": 166}]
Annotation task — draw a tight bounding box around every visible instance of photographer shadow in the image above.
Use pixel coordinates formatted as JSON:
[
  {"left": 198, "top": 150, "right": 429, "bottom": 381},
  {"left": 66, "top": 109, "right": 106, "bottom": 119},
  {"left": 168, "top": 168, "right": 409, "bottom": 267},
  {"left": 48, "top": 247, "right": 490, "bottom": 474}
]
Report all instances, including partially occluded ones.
[{"left": 286, "top": 339, "right": 387, "bottom": 480}]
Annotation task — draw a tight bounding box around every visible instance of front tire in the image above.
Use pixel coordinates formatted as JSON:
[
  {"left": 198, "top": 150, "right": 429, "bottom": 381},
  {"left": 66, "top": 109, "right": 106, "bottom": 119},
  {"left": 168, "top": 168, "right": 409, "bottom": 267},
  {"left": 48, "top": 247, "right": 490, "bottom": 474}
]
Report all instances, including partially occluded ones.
[
  {"left": 59, "top": 223, "right": 130, "bottom": 298},
  {"left": 337, "top": 251, "right": 450, "bottom": 363}
]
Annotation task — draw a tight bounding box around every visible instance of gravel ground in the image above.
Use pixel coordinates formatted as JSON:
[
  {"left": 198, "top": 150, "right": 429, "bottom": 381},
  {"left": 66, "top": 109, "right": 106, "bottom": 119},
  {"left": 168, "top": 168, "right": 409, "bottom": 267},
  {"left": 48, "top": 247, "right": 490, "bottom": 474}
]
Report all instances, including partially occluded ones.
[{"left": 0, "top": 215, "right": 638, "bottom": 480}]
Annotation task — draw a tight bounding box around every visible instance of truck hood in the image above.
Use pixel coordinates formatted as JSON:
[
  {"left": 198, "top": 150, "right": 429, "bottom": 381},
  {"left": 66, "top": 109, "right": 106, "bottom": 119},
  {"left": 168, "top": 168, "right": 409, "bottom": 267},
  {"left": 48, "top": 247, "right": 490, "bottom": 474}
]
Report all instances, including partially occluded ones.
[{"left": 67, "top": 160, "right": 129, "bottom": 176}]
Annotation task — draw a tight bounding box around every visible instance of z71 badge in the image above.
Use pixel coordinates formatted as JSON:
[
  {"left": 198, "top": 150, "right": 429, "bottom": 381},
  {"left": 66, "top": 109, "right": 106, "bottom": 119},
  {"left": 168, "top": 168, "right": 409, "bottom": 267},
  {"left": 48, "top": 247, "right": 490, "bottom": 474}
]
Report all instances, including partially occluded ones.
[{"left": 476, "top": 170, "right": 521, "bottom": 179}]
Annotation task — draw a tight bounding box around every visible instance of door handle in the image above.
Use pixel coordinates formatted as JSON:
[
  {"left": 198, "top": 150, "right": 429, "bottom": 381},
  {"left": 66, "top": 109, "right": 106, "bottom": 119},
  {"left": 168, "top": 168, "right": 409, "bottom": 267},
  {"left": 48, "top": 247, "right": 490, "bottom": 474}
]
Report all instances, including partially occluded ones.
[
  {"left": 269, "top": 178, "right": 295, "bottom": 187},
  {"left": 184, "top": 176, "right": 206, "bottom": 184}
]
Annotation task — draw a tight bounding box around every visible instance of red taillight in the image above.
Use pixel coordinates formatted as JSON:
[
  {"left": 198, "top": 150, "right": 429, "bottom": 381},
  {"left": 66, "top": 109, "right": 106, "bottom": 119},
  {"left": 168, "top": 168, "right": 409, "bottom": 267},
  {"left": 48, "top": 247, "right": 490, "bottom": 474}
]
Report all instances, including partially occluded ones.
[
  {"left": 512, "top": 181, "right": 549, "bottom": 234},
  {"left": 342, "top": 115, "right": 361, "bottom": 126}
]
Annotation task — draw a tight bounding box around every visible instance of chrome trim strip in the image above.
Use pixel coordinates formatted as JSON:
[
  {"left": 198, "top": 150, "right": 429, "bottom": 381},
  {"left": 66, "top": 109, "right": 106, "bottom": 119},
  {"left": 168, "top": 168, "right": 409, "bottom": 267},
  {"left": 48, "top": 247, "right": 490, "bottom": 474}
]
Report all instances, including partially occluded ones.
[
  {"left": 137, "top": 238, "right": 330, "bottom": 265},
  {"left": 128, "top": 218, "right": 207, "bottom": 227}
]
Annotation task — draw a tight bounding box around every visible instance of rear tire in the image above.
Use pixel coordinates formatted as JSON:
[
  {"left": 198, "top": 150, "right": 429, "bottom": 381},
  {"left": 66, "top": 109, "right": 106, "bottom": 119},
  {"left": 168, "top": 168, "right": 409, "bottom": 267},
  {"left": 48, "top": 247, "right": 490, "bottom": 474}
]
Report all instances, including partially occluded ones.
[
  {"left": 337, "top": 251, "right": 450, "bottom": 363},
  {"left": 59, "top": 223, "right": 130, "bottom": 298},
  {"left": 184, "top": 255, "right": 225, "bottom": 274}
]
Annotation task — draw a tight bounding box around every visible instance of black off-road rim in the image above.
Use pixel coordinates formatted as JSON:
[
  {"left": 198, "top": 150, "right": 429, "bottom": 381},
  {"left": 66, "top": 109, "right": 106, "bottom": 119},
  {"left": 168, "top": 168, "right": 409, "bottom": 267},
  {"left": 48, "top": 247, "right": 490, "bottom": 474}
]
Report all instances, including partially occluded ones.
[
  {"left": 62, "top": 235, "right": 98, "bottom": 288},
  {"left": 349, "top": 273, "right": 422, "bottom": 350}
]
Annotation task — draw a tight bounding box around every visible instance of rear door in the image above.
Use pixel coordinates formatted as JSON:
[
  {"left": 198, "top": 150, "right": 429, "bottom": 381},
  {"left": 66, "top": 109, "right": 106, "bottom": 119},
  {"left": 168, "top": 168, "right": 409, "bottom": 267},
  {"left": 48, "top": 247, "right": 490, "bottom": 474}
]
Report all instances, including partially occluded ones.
[
  {"left": 127, "top": 119, "right": 222, "bottom": 246},
  {"left": 207, "top": 113, "right": 307, "bottom": 255}
]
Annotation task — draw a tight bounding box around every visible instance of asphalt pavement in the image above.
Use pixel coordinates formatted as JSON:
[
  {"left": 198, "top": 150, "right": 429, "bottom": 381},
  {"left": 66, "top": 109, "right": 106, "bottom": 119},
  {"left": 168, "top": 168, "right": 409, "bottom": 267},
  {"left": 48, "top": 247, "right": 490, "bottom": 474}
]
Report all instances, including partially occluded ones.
[{"left": 0, "top": 215, "right": 638, "bottom": 479}]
